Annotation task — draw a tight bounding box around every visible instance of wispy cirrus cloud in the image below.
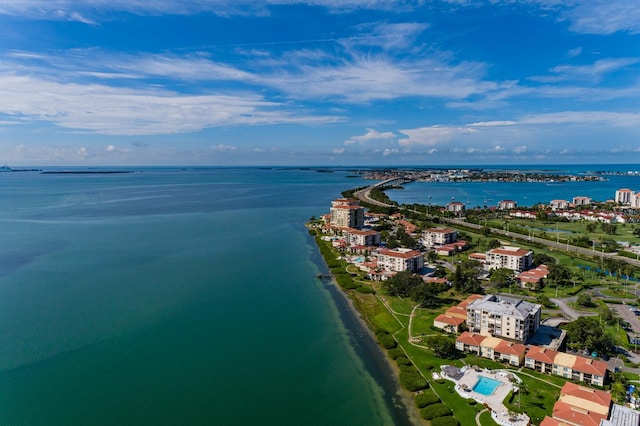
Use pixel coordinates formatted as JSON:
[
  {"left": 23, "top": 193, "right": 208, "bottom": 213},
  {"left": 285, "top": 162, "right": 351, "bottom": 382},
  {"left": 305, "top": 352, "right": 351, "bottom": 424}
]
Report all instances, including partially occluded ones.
[
  {"left": 0, "top": 74, "right": 342, "bottom": 135},
  {"left": 530, "top": 58, "right": 640, "bottom": 83},
  {"left": 0, "top": 0, "right": 422, "bottom": 21}
]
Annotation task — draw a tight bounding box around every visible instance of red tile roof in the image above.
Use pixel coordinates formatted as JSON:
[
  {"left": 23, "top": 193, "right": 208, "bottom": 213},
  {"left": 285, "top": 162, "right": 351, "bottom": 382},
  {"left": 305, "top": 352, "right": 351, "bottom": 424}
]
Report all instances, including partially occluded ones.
[
  {"left": 434, "top": 314, "right": 465, "bottom": 326},
  {"left": 445, "top": 306, "right": 468, "bottom": 319},
  {"left": 552, "top": 401, "right": 605, "bottom": 426},
  {"left": 377, "top": 249, "right": 422, "bottom": 259},
  {"left": 559, "top": 382, "right": 612, "bottom": 409},
  {"left": 495, "top": 340, "right": 526, "bottom": 357},
  {"left": 525, "top": 346, "right": 559, "bottom": 364},
  {"left": 571, "top": 357, "right": 608, "bottom": 377},
  {"left": 456, "top": 331, "right": 486, "bottom": 347}
]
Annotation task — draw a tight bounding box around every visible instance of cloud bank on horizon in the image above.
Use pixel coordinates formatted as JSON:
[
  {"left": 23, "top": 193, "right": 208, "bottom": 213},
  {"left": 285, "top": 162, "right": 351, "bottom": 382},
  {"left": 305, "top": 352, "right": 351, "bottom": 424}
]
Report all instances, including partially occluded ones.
[{"left": 0, "top": 0, "right": 639, "bottom": 165}]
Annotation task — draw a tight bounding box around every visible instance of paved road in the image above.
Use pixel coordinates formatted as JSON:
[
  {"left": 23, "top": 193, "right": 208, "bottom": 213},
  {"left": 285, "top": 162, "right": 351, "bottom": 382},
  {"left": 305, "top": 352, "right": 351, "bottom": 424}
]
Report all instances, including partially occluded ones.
[{"left": 550, "top": 297, "right": 596, "bottom": 321}]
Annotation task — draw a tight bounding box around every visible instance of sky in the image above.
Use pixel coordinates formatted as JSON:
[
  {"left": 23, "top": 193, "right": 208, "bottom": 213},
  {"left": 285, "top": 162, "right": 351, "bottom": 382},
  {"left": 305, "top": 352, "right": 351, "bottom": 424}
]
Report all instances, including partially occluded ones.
[{"left": 0, "top": 0, "right": 639, "bottom": 166}]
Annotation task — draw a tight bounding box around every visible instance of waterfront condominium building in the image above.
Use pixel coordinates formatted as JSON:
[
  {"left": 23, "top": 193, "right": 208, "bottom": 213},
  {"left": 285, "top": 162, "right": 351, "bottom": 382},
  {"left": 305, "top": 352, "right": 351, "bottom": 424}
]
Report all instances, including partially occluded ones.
[
  {"left": 632, "top": 192, "right": 640, "bottom": 209},
  {"left": 421, "top": 227, "right": 458, "bottom": 248},
  {"left": 330, "top": 198, "right": 364, "bottom": 229},
  {"left": 343, "top": 228, "right": 381, "bottom": 247},
  {"left": 615, "top": 188, "right": 634, "bottom": 205},
  {"left": 572, "top": 196, "right": 592, "bottom": 206},
  {"left": 549, "top": 199, "right": 569, "bottom": 211},
  {"left": 466, "top": 294, "right": 541, "bottom": 342},
  {"left": 376, "top": 248, "right": 424, "bottom": 273},
  {"left": 484, "top": 246, "right": 533, "bottom": 273}
]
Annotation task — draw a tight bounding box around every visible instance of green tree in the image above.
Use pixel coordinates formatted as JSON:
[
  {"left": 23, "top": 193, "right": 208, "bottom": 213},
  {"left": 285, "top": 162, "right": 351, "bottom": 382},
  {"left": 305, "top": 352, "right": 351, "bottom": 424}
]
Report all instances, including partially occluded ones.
[
  {"left": 383, "top": 270, "right": 423, "bottom": 298},
  {"left": 576, "top": 292, "right": 595, "bottom": 307},
  {"left": 586, "top": 222, "right": 597, "bottom": 233},
  {"left": 425, "top": 336, "right": 457, "bottom": 358},
  {"left": 410, "top": 282, "right": 445, "bottom": 307},
  {"left": 533, "top": 252, "right": 557, "bottom": 266},
  {"left": 549, "top": 264, "right": 572, "bottom": 287},
  {"left": 566, "top": 317, "right": 614, "bottom": 356},
  {"left": 489, "top": 267, "right": 515, "bottom": 288}
]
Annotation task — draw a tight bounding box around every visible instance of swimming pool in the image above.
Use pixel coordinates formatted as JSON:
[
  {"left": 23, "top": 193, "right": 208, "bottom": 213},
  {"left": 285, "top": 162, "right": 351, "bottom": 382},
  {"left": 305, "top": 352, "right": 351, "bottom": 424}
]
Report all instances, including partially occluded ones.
[{"left": 472, "top": 376, "right": 502, "bottom": 396}]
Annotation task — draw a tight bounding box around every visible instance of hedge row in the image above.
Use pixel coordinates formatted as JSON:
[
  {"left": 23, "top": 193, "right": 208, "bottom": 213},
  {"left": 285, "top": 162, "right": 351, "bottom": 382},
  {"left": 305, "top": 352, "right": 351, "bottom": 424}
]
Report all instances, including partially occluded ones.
[
  {"left": 399, "top": 365, "right": 428, "bottom": 392},
  {"left": 414, "top": 391, "right": 440, "bottom": 408},
  {"left": 420, "top": 403, "right": 452, "bottom": 420},
  {"left": 430, "top": 416, "right": 459, "bottom": 426}
]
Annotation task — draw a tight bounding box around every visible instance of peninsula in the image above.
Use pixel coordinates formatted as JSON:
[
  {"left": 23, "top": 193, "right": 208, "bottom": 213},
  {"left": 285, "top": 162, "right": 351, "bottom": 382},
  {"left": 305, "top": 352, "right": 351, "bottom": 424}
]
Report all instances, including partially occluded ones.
[{"left": 309, "top": 175, "right": 640, "bottom": 426}]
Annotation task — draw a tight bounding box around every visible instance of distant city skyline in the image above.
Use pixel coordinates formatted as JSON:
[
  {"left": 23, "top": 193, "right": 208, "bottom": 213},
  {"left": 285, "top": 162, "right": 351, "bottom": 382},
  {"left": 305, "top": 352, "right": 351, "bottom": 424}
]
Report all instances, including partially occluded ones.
[{"left": 1, "top": 1, "right": 639, "bottom": 166}]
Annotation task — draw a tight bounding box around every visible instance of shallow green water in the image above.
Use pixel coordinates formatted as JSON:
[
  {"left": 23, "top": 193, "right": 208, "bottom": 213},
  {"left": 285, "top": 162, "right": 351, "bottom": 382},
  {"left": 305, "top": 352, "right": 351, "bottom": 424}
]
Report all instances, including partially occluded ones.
[{"left": 0, "top": 168, "right": 404, "bottom": 425}]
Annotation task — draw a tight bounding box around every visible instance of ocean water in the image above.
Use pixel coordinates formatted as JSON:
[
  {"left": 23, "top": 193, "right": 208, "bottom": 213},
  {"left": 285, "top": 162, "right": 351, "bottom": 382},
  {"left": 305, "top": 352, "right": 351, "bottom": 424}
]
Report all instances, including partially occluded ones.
[{"left": 0, "top": 168, "right": 409, "bottom": 425}]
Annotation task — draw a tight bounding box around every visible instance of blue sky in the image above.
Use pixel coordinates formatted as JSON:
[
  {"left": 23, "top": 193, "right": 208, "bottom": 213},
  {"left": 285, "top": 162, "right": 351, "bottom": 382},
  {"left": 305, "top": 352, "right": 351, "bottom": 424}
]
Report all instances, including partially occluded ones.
[{"left": 1, "top": 1, "right": 639, "bottom": 166}]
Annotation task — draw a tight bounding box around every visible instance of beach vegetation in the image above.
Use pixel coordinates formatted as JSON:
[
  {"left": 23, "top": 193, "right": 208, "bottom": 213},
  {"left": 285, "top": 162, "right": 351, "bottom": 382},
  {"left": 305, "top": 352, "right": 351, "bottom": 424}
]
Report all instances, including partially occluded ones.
[
  {"left": 420, "top": 403, "right": 452, "bottom": 420},
  {"left": 414, "top": 391, "right": 440, "bottom": 408}
]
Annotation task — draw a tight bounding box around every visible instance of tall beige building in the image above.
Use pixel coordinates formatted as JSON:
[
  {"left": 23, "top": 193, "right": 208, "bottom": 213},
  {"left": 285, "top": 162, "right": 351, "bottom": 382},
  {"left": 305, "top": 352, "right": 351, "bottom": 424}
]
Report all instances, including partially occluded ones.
[
  {"left": 466, "top": 294, "right": 541, "bottom": 342},
  {"left": 485, "top": 246, "right": 533, "bottom": 273},
  {"left": 330, "top": 198, "right": 364, "bottom": 229}
]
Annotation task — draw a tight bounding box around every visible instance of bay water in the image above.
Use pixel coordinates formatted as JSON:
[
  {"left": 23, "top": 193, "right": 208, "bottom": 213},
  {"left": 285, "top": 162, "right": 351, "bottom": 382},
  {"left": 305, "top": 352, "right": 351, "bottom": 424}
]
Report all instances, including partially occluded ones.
[{"left": 0, "top": 168, "right": 408, "bottom": 425}]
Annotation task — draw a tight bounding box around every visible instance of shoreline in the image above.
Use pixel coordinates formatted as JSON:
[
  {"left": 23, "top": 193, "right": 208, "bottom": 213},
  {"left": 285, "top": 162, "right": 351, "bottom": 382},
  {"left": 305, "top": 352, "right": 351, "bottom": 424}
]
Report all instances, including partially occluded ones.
[{"left": 307, "top": 231, "right": 424, "bottom": 426}]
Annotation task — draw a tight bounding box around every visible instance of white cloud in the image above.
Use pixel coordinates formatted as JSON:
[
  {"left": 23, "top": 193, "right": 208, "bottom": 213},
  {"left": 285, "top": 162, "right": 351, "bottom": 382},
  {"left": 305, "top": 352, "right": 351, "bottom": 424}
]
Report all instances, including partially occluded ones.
[
  {"left": 352, "top": 22, "right": 429, "bottom": 50},
  {"left": 344, "top": 128, "right": 396, "bottom": 145},
  {"left": 0, "top": 74, "right": 343, "bottom": 135},
  {"left": 382, "top": 148, "right": 399, "bottom": 156},
  {"left": 562, "top": 1, "right": 640, "bottom": 35},
  {"left": 398, "top": 125, "right": 477, "bottom": 147},
  {"left": 468, "top": 120, "right": 516, "bottom": 127},
  {"left": 331, "top": 148, "right": 345, "bottom": 154},
  {"left": 211, "top": 144, "right": 238, "bottom": 152},
  {"left": 530, "top": 58, "right": 639, "bottom": 83},
  {"left": 513, "top": 146, "right": 527, "bottom": 154}
]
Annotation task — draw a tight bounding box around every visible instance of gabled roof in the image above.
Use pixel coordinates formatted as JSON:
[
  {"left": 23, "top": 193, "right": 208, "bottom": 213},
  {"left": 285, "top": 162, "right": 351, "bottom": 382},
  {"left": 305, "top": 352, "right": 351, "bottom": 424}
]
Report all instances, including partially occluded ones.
[
  {"left": 495, "top": 340, "right": 526, "bottom": 357},
  {"left": 559, "top": 382, "right": 612, "bottom": 415},
  {"left": 525, "top": 346, "right": 559, "bottom": 364},
  {"left": 445, "top": 306, "right": 468, "bottom": 319},
  {"left": 434, "top": 314, "right": 465, "bottom": 326},
  {"left": 572, "top": 357, "right": 608, "bottom": 377},
  {"left": 540, "top": 416, "right": 571, "bottom": 426},
  {"left": 552, "top": 401, "right": 606, "bottom": 426},
  {"left": 456, "top": 331, "right": 486, "bottom": 347}
]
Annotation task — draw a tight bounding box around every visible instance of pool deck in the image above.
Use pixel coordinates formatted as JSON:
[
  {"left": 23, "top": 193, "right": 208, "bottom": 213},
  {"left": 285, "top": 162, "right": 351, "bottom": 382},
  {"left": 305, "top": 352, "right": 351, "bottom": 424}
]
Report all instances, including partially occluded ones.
[{"left": 441, "top": 366, "right": 530, "bottom": 426}]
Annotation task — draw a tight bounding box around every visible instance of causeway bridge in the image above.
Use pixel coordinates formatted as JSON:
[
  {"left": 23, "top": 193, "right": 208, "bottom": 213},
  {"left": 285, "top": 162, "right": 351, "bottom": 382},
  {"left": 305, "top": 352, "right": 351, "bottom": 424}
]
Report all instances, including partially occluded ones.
[{"left": 354, "top": 176, "right": 414, "bottom": 207}]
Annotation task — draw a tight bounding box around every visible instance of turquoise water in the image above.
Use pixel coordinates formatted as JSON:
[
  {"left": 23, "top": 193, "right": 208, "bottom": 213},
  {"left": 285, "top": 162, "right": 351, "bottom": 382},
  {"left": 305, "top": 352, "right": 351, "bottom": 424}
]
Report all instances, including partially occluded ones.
[
  {"left": 0, "top": 168, "right": 409, "bottom": 425},
  {"left": 473, "top": 376, "right": 501, "bottom": 396}
]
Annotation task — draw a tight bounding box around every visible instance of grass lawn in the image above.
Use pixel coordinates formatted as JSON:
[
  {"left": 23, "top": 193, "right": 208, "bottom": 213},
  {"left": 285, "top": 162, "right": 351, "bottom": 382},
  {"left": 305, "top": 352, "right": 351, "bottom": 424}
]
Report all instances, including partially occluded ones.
[
  {"left": 411, "top": 309, "right": 443, "bottom": 336},
  {"left": 503, "top": 373, "right": 559, "bottom": 425},
  {"left": 600, "top": 287, "right": 637, "bottom": 299},
  {"left": 478, "top": 409, "right": 499, "bottom": 426},
  {"left": 386, "top": 297, "right": 415, "bottom": 315}
]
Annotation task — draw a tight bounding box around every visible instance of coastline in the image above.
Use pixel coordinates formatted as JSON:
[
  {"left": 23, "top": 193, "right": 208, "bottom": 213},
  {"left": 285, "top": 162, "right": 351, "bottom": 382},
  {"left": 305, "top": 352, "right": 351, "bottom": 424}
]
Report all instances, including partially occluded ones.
[{"left": 307, "top": 231, "right": 424, "bottom": 426}]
